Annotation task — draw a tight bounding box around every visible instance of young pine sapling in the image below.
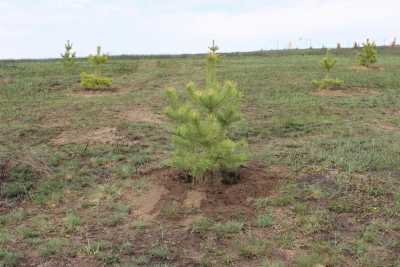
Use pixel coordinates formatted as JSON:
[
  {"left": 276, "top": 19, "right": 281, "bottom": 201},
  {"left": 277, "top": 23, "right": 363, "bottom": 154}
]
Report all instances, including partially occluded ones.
[
  {"left": 357, "top": 39, "right": 378, "bottom": 67},
  {"left": 80, "top": 46, "right": 112, "bottom": 90},
  {"left": 89, "top": 46, "right": 109, "bottom": 75},
  {"left": 165, "top": 43, "right": 248, "bottom": 184},
  {"left": 61, "top": 40, "right": 76, "bottom": 67},
  {"left": 312, "top": 49, "right": 343, "bottom": 90}
]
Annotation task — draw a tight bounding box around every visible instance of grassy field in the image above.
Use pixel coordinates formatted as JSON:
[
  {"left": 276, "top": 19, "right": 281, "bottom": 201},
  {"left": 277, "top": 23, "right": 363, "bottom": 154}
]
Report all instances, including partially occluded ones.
[{"left": 1, "top": 47, "right": 400, "bottom": 266}]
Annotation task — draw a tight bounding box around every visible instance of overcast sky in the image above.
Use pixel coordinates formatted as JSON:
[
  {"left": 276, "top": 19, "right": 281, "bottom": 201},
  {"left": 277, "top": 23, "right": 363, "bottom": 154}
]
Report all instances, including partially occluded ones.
[{"left": 0, "top": 0, "right": 398, "bottom": 59}]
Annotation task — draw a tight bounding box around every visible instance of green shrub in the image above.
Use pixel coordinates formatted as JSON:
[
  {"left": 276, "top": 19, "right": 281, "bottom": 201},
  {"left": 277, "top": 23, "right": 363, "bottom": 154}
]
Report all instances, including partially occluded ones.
[
  {"left": 64, "top": 210, "right": 81, "bottom": 232},
  {"left": 150, "top": 245, "right": 170, "bottom": 260},
  {"left": 295, "top": 253, "right": 326, "bottom": 267},
  {"left": 165, "top": 43, "right": 248, "bottom": 182},
  {"left": 60, "top": 40, "right": 76, "bottom": 67},
  {"left": 81, "top": 46, "right": 112, "bottom": 90},
  {"left": 0, "top": 250, "right": 22, "bottom": 267},
  {"left": 312, "top": 78, "right": 343, "bottom": 90},
  {"left": 213, "top": 220, "right": 244, "bottom": 236},
  {"left": 312, "top": 49, "right": 343, "bottom": 90},
  {"left": 39, "top": 238, "right": 67, "bottom": 257},
  {"left": 357, "top": 39, "right": 378, "bottom": 67},
  {"left": 18, "top": 226, "right": 40, "bottom": 239},
  {"left": 80, "top": 72, "right": 112, "bottom": 90},
  {"left": 256, "top": 213, "right": 274, "bottom": 228},
  {"left": 191, "top": 218, "right": 214, "bottom": 235},
  {"left": 0, "top": 164, "right": 35, "bottom": 199},
  {"left": 236, "top": 236, "right": 268, "bottom": 258}
]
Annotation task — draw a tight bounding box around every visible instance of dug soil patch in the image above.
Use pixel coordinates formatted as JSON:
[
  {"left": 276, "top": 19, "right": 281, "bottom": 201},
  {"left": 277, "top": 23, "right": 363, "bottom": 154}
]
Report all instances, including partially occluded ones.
[
  {"left": 129, "top": 182, "right": 169, "bottom": 222},
  {"left": 370, "top": 121, "right": 400, "bottom": 132},
  {"left": 69, "top": 86, "right": 129, "bottom": 97},
  {"left": 0, "top": 78, "right": 13, "bottom": 86},
  {"left": 120, "top": 107, "right": 163, "bottom": 124},
  {"left": 144, "top": 161, "right": 282, "bottom": 223},
  {"left": 312, "top": 86, "right": 379, "bottom": 97}
]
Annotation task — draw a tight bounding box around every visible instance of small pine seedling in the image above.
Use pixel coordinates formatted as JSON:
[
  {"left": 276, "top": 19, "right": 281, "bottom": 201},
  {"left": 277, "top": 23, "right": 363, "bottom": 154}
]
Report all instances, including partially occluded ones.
[
  {"left": 61, "top": 40, "right": 76, "bottom": 66},
  {"left": 207, "top": 40, "right": 220, "bottom": 86},
  {"left": 357, "top": 38, "right": 378, "bottom": 67},
  {"left": 89, "top": 46, "right": 109, "bottom": 74},
  {"left": 81, "top": 46, "right": 112, "bottom": 90},
  {"left": 320, "top": 49, "right": 337, "bottom": 73},
  {"left": 165, "top": 41, "right": 248, "bottom": 183},
  {"left": 312, "top": 49, "right": 343, "bottom": 90}
]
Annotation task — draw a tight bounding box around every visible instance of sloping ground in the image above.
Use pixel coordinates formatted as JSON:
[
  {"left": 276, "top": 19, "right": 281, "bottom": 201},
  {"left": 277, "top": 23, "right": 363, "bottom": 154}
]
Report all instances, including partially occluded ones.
[{"left": 1, "top": 52, "right": 400, "bottom": 266}]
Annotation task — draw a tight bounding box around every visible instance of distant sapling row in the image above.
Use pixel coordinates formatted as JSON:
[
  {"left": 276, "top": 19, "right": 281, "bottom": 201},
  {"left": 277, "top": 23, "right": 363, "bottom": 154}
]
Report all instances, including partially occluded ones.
[
  {"left": 81, "top": 46, "right": 113, "bottom": 90},
  {"left": 312, "top": 49, "right": 343, "bottom": 90},
  {"left": 165, "top": 42, "right": 248, "bottom": 184}
]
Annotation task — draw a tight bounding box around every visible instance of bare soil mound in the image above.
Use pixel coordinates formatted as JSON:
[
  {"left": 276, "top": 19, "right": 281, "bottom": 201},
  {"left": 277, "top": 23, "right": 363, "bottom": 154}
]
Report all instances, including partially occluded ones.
[
  {"left": 120, "top": 107, "right": 163, "bottom": 124},
  {"left": 69, "top": 86, "right": 129, "bottom": 97},
  {"left": 142, "top": 161, "right": 282, "bottom": 222}
]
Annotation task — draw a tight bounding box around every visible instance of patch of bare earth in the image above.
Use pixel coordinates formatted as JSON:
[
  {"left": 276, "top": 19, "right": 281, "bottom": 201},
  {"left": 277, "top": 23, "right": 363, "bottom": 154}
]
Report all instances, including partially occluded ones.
[
  {"left": 365, "top": 120, "right": 400, "bottom": 132},
  {"left": 127, "top": 182, "right": 169, "bottom": 222},
  {"left": 50, "top": 127, "right": 134, "bottom": 146},
  {"left": 181, "top": 190, "right": 207, "bottom": 228},
  {"left": 383, "top": 108, "right": 400, "bottom": 116},
  {"left": 0, "top": 78, "right": 13, "bottom": 86},
  {"left": 40, "top": 117, "right": 70, "bottom": 129},
  {"left": 37, "top": 258, "right": 99, "bottom": 267},
  {"left": 120, "top": 107, "right": 163, "bottom": 124},
  {"left": 312, "top": 86, "right": 379, "bottom": 97},
  {"left": 69, "top": 85, "right": 130, "bottom": 97},
  {"left": 120, "top": 162, "right": 283, "bottom": 266},
  {"left": 146, "top": 161, "right": 282, "bottom": 222},
  {"left": 183, "top": 191, "right": 206, "bottom": 209}
]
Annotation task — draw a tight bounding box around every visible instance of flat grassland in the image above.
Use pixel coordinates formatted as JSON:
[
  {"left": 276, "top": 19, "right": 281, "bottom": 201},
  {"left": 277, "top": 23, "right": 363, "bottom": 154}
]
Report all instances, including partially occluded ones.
[{"left": 1, "top": 48, "right": 400, "bottom": 266}]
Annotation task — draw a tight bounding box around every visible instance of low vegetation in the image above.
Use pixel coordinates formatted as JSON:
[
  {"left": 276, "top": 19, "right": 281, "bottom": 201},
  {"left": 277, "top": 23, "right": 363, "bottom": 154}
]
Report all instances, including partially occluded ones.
[{"left": 0, "top": 45, "right": 400, "bottom": 266}]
